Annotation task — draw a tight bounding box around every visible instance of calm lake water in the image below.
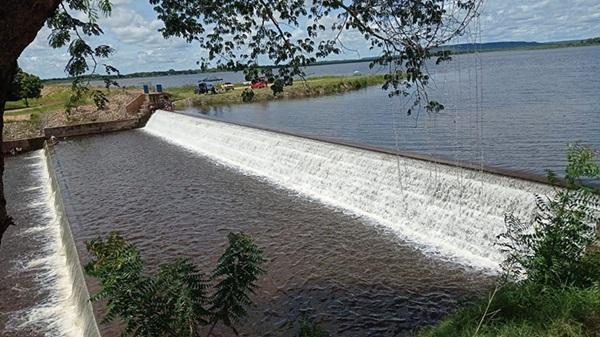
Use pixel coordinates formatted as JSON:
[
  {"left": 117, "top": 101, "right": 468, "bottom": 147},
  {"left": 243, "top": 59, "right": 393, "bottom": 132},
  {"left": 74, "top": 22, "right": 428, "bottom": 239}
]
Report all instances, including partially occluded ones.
[{"left": 178, "top": 46, "right": 600, "bottom": 176}]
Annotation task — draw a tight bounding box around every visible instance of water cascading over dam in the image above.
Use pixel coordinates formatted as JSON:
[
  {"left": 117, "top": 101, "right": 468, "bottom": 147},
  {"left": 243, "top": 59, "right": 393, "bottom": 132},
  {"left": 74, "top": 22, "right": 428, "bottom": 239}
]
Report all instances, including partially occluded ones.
[
  {"left": 2, "top": 150, "right": 100, "bottom": 337},
  {"left": 145, "top": 111, "right": 552, "bottom": 270}
]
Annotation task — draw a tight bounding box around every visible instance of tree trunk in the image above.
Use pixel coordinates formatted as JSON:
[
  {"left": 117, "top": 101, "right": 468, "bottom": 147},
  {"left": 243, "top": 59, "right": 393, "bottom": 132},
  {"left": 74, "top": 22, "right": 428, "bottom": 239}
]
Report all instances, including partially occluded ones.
[
  {"left": 0, "top": 0, "right": 62, "bottom": 246},
  {"left": 24, "top": 97, "right": 29, "bottom": 107},
  {"left": 0, "top": 63, "right": 17, "bottom": 245}
]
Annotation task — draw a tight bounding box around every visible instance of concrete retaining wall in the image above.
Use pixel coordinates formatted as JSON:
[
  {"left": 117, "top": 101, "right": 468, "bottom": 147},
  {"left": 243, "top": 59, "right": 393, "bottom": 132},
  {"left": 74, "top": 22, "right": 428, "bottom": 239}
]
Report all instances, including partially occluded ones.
[
  {"left": 4, "top": 94, "right": 153, "bottom": 155},
  {"left": 3, "top": 137, "right": 46, "bottom": 154},
  {"left": 44, "top": 118, "right": 139, "bottom": 139},
  {"left": 4, "top": 118, "right": 145, "bottom": 155},
  {"left": 43, "top": 145, "right": 102, "bottom": 337}
]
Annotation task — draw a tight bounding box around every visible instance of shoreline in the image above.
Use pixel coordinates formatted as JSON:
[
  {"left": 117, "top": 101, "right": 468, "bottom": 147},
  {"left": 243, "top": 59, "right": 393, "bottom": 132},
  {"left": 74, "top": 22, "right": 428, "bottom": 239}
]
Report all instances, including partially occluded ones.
[
  {"left": 3, "top": 74, "right": 383, "bottom": 153},
  {"left": 3, "top": 93, "right": 152, "bottom": 154},
  {"left": 169, "top": 75, "right": 386, "bottom": 108}
]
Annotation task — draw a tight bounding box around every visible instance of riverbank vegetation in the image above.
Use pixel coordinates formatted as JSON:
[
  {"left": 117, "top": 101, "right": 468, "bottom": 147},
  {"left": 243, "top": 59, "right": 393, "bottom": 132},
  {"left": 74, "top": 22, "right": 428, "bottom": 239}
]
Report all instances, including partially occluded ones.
[
  {"left": 417, "top": 145, "right": 600, "bottom": 337},
  {"left": 168, "top": 75, "right": 386, "bottom": 108},
  {"left": 3, "top": 75, "right": 384, "bottom": 141},
  {"left": 3, "top": 85, "right": 139, "bottom": 140}
]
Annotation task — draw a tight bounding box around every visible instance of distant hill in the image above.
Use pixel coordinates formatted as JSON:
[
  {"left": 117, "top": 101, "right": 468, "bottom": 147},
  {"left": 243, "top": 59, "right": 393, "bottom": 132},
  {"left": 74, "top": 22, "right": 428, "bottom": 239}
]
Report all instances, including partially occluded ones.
[
  {"left": 438, "top": 37, "right": 600, "bottom": 54},
  {"left": 439, "top": 41, "right": 543, "bottom": 52}
]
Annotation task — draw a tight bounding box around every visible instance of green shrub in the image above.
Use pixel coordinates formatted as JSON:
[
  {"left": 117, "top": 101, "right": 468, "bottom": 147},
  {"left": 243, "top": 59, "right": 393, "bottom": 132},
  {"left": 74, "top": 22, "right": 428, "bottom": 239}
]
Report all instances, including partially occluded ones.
[
  {"left": 498, "top": 144, "right": 600, "bottom": 287},
  {"left": 85, "top": 231, "right": 265, "bottom": 337},
  {"left": 270, "top": 79, "right": 285, "bottom": 96},
  {"left": 241, "top": 88, "right": 255, "bottom": 102}
]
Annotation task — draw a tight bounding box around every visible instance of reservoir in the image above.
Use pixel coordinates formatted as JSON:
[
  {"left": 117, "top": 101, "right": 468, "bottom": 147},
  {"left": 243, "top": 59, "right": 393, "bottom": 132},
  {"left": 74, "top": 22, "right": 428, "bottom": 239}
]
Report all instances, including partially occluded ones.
[{"left": 181, "top": 46, "right": 600, "bottom": 176}]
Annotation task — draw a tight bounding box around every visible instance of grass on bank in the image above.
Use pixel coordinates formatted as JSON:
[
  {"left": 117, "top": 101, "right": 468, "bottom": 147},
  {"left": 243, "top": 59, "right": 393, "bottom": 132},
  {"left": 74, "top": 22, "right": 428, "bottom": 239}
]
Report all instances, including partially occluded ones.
[
  {"left": 4, "top": 84, "right": 141, "bottom": 118},
  {"left": 417, "top": 284, "right": 600, "bottom": 337},
  {"left": 168, "top": 74, "right": 386, "bottom": 108},
  {"left": 4, "top": 84, "right": 78, "bottom": 117},
  {"left": 4, "top": 85, "right": 77, "bottom": 139},
  {"left": 3, "top": 84, "right": 139, "bottom": 140},
  {"left": 4, "top": 75, "right": 385, "bottom": 116}
]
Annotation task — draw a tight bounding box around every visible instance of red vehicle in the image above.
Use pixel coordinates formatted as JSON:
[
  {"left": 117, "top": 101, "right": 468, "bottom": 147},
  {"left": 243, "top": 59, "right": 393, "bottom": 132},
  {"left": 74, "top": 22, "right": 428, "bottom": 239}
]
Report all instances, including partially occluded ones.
[{"left": 250, "top": 80, "right": 268, "bottom": 89}]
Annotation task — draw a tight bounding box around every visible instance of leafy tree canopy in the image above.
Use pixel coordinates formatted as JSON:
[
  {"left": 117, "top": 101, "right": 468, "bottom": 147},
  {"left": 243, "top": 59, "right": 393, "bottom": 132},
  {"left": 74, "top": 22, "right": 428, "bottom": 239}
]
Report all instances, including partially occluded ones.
[
  {"left": 85, "top": 231, "right": 265, "bottom": 337},
  {"left": 148, "top": 0, "right": 482, "bottom": 112},
  {"left": 7, "top": 68, "right": 43, "bottom": 107},
  {"left": 45, "top": 0, "right": 119, "bottom": 110},
  {"left": 36, "top": 0, "right": 483, "bottom": 111}
]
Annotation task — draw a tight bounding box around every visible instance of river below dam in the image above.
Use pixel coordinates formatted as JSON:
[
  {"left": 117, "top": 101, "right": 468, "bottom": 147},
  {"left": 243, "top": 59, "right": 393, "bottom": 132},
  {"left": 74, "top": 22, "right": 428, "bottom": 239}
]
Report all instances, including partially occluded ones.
[
  {"left": 46, "top": 128, "right": 498, "bottom": 337},
  {"left": 0, "top": 152, "right": 86, "bottom": 337}
]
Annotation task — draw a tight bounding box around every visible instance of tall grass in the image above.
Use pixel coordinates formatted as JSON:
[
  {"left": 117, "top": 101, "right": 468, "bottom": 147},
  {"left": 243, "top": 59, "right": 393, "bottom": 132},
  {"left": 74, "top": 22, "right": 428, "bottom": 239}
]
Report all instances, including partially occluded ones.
[{"left": 418, "top": 284, "right": 600, "bottom": 337}]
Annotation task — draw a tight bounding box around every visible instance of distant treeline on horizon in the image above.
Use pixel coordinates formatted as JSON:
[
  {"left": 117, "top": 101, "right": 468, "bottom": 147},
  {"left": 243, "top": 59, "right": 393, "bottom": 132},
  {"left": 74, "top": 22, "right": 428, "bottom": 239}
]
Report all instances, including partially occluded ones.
[{"left": 43, "top": 37, "right": 600, "bottom": 83}]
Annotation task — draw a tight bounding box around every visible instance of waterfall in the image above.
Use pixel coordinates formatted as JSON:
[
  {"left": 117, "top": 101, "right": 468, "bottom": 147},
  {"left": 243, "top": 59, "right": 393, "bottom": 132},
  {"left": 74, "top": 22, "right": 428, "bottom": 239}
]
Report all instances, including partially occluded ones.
[
  {"left": 5, "top": 150, "right": 101, "bottom": 337},
  {"left": 43, "top": 147, "right": 102, "bottom": 337},
  {"left": 145, "top": 111, "right": 552, "bottom": 270}
]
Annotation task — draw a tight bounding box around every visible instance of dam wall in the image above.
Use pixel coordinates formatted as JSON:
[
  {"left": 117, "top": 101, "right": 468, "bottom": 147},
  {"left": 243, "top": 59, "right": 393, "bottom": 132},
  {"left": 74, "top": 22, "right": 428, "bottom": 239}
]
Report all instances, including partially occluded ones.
[
  {"left": 43, "top": 145, "right": 101, "bottom": 337},
  {"left": 145, "top": 111, "right": 552, "bottom": 270}
]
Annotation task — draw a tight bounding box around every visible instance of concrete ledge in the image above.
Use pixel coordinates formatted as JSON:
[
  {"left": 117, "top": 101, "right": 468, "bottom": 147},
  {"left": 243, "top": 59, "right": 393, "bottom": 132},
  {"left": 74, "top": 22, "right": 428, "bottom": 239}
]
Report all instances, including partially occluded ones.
[
  {"left": 3, "top": 137, "right": 45, "bottom": 154},
  {"left": 4, "top": 94, "right": 155, "bottom": 155},
  {"left": 44, "top": 118, "right": 139, "bottom": 139},
  {"left": 168, "top": 110, "right": 562, "bottom": 186},
  {"left": 4, "top": 118, "right": 146, "bottom": 155},
  {"left": 43, "top": 144, "right": 102, "bottom": 337}
]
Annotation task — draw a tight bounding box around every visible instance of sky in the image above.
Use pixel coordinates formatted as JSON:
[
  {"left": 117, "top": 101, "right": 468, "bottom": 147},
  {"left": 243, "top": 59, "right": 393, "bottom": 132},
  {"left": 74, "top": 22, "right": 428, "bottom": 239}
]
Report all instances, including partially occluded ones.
[{"left": 18, "top": 0, "right": 600, "bottom": 79}]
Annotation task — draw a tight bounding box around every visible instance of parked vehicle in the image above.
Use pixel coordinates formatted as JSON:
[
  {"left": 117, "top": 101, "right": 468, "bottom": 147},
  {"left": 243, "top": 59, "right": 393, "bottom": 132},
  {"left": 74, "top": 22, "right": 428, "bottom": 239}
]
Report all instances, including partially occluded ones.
[
  {"left": 220, "top": 82, "right": 235, "bottom": 91},
  {"left": 250, "top": 80, "right": 268, "bottom": 89},
  {"left": 195, "top": 82, "right": 216, "bottom": 94}
]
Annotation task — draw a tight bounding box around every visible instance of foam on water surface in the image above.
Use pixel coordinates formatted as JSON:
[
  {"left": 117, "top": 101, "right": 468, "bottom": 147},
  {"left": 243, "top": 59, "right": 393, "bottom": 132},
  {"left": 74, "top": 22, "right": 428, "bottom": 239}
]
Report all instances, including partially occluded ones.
[
  {"left": 145, "top": 111, "right": 552, "bottom": 270},
  {"left": 2, "top": 151, "right": 99, "bottom": 337}
]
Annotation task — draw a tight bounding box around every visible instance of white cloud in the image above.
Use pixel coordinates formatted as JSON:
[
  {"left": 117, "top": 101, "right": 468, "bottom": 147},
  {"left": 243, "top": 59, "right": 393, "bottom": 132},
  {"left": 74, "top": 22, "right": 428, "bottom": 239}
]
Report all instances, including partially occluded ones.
[
  {"left": 480, "top": 0, "right": 600, "bottom": 42},
  {"left": 18, "top": 0, "right": 600, "bottom": 79}
]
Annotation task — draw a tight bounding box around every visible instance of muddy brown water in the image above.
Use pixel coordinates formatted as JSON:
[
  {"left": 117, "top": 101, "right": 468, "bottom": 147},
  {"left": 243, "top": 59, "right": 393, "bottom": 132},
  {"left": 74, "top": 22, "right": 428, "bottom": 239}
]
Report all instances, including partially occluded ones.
[{"left": 48, "top": 130, "right": 492, "bottom": 337}]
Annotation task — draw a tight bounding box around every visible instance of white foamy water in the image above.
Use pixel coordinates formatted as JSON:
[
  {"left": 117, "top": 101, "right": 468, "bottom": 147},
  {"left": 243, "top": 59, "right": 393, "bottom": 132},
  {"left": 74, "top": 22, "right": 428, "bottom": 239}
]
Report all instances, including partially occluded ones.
[
  {"left": 4, "top": 151, "right": 99, "bottom": 337},
  {"left": 146, "top": 111, "right": 552, "bottom": 270}
]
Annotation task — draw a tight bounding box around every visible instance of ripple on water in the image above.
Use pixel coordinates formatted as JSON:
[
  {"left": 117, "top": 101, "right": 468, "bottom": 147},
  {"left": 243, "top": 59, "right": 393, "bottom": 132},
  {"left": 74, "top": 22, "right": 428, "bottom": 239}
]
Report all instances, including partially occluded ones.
[{"left": 51, "top": 131, "right": 493, "bottom": 337}]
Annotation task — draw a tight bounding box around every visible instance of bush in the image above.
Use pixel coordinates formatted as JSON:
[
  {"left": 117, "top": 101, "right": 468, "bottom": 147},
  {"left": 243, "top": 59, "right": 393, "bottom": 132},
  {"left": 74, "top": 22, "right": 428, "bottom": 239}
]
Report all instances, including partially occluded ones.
[
  {"left": 85, "top": 231, "right": 265, "bottom": 337},
  {"left": 271, "top": 79, "right": 285, "bottom": 96},
  {"left": 241, "top": 88, "right": 255, "bottom": 102},
  {"left": 498, "top": 144, "right": 600, "bottom": 287}
]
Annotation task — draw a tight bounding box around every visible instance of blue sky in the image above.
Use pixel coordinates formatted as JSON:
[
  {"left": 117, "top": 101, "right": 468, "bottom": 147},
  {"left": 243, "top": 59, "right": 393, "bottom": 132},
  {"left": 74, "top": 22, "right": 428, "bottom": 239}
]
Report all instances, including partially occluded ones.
[{"left": 19, "top": 0, "right": 600, "bottom": 79}]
